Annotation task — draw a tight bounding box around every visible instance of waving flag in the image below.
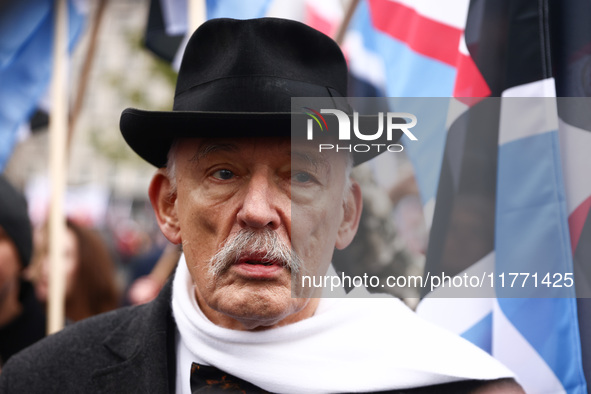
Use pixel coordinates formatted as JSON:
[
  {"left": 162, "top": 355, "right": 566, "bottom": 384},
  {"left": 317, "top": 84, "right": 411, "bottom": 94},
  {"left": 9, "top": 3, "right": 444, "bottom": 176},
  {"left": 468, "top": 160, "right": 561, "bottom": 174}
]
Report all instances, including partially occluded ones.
[
  {"left": 144, "top": 0, "right": 347, "bottom": 69},
  {"left": 144, "top": 0, "right": 296, "bottom": 68},
  {"left": 345, "top": 0, "right": 589, "bottom": 392},
  {"left": 0, "top": 0, "right": 86, "bottom": 171},
  {"left": 343, "top": 0, "right": 461, "bottom": 226},
  {"left": 551, "top": 1, "right": 591, "bottom": 389}
]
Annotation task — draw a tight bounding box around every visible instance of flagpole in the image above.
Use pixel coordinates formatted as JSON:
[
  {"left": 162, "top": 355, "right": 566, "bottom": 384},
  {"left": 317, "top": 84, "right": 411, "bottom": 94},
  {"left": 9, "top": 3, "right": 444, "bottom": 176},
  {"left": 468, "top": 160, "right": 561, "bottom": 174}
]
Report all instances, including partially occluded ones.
[
  {"left": 334, "top": 0, "right": 360, "bottom": 45},
  {"left": 47, "top": 0, "right": 69, "bottom": 334},
  {"left": 68, "top": 0, "right": 107, "bottom": 150},
  {"left": 187, "top": 0, "right": 206, "bottom": 32}
]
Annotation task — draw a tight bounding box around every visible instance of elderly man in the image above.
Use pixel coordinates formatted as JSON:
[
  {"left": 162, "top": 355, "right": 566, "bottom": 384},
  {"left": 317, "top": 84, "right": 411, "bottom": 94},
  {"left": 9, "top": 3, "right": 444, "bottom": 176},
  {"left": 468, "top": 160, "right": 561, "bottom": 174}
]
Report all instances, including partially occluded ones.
[{"left": 0, "top": 18, "right": 522, "bottom": 393}]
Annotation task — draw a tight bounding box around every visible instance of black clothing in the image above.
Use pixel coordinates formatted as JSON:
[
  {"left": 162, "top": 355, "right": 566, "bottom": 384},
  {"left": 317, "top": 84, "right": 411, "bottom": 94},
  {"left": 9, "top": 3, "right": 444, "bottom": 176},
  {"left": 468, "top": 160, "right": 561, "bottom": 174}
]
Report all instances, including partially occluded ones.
[
  {"left": 0, "top": 280, "right": 45, "bottom": 366},
  {"left": 0, "top": 280, "right": 176, "bottom": 393},
  {"left": 0, "top": 175, "right": 33, "bottom": 268}
]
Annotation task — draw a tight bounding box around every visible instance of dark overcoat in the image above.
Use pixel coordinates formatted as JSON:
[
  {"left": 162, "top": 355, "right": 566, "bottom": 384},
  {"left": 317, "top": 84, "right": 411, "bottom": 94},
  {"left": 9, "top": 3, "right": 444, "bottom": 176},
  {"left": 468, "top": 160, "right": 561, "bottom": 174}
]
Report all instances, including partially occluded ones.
[
  {"left": 0, "top": 281, "right": 517, "bottom": 394},
  {"left": 0, "top": 282, "right": 176, "bottom": 393}
]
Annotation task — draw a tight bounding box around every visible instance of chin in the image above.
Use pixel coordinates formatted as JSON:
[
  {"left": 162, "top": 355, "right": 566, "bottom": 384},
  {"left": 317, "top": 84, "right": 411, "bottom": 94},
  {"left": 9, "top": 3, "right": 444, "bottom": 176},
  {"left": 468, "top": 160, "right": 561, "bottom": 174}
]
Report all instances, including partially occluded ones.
[{"left": 214, "top": 285, "right": 307, "bottom": 330}]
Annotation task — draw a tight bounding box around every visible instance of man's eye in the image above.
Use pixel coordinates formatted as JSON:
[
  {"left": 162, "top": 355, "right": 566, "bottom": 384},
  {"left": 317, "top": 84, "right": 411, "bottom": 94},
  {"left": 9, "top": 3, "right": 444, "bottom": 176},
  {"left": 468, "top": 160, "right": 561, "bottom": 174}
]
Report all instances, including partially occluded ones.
[
  {"left": 212, "top": 169, "right": 235, "bottom": 180},
  {"left": 292, "top": 172, "right": 313, "bottom": 183}
]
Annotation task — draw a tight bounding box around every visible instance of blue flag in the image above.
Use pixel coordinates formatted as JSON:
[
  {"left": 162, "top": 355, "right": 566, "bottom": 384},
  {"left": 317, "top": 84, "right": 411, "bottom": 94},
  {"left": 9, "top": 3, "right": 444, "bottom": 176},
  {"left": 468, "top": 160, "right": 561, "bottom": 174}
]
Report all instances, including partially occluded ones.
[
  {"left": 0, "top": 0, "right": 85, "bottom": 171},
  {"left": 346, "top": 0, "right": 588, "bottom": 392}
]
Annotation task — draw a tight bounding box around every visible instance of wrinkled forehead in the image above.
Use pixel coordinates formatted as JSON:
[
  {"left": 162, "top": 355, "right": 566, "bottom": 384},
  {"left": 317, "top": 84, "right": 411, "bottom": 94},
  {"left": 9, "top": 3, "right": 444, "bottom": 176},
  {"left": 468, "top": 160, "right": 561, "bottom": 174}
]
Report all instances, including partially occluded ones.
[{"left": 174, "top": 137, "right": 350, "bottom": 170}]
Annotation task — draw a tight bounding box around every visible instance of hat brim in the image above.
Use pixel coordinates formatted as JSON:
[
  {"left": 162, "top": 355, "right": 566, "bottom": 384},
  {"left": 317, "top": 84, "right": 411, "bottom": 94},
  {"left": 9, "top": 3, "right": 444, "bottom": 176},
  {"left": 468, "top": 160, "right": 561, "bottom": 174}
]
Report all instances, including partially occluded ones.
[{"left": 120, "top": 108, "right": 402, "bottom": 168}]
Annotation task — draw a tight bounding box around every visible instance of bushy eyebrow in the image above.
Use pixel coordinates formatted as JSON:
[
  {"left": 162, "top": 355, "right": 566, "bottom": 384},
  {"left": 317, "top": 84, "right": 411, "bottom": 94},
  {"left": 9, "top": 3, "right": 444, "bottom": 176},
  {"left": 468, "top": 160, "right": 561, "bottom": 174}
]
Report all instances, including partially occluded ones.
[
  {"left": 190, "top": 143, "right": 238, "bottom": 163},
  {"left": 291, "top": 151, "right": 331, "bottom": 174},
  {"left": 186, "top": 141, "right": 330, "bottom": 173}
]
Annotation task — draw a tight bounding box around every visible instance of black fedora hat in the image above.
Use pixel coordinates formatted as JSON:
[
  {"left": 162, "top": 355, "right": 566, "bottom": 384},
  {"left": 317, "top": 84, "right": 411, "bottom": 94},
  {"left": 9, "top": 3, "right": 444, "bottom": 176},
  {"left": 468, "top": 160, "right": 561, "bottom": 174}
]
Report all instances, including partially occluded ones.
[{"left": 120, "top": 17, "right": 398, "bottom": 167}]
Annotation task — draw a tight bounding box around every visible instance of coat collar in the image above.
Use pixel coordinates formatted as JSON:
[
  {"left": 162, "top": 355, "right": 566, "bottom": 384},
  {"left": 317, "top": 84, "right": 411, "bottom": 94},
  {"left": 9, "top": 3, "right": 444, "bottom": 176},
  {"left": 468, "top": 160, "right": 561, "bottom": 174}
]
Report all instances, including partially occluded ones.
[{"left": 91, "top": 279, "right": 177, "bottom": 393}]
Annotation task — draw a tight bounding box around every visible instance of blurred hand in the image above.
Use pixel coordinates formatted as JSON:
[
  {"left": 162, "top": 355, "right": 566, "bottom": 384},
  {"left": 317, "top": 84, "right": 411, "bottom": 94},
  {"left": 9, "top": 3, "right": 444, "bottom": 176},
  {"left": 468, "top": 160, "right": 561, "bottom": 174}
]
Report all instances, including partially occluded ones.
[{"left": 127, "top": 276, "right": 162, "bottom": 305}]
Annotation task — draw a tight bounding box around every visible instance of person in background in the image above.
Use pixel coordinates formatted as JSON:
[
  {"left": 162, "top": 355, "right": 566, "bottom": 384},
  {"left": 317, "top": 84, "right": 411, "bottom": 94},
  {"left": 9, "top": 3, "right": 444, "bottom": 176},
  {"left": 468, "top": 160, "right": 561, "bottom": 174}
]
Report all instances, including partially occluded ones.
[
  {"left": 28, "top": 219, "right": 121, "bottom": 322},
  {"left": 127, "top": 243, "right": 181, "bottom": 305},
  {"left": 0, "top": 175, "right": 45, "bottom": 367}
]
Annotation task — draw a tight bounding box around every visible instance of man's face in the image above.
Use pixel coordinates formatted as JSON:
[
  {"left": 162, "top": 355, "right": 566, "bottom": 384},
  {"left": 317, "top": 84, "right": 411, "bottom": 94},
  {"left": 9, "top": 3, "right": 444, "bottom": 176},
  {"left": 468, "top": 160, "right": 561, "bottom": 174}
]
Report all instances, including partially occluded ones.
[{"left": 150, "top": 137, "right": 361, "bottom": 330}]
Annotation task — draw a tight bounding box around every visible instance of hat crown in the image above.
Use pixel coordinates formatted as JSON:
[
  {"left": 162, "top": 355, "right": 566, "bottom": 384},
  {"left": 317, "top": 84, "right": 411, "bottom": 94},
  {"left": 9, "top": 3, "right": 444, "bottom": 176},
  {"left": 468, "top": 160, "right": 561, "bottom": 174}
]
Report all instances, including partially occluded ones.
[
  {"left": 120, "top": 17, "right": 352, "bottom": 168},
  {"left": 172, "top": 18, "right": 348, "bottom": 112}
]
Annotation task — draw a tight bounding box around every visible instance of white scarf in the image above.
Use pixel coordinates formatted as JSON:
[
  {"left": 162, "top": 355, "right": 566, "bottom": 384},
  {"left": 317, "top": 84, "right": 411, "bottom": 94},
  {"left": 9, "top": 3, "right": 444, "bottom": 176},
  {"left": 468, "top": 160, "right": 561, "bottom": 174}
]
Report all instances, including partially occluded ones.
[{"left": 172, "top": 254, "right": 513, "bottom": 393}]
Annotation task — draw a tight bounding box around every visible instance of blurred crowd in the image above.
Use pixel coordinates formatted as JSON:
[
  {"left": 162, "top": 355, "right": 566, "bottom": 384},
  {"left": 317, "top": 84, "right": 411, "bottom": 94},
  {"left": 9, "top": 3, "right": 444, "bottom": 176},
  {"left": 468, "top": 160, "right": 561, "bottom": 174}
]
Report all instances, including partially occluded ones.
[{"left": 0, "top": 174, "right": 180, "bottom": 368}]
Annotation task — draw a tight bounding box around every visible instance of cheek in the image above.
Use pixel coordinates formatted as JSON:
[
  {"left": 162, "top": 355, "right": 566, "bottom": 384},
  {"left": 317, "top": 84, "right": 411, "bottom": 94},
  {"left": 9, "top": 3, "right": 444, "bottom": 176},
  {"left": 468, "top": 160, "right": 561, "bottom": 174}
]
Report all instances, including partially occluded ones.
[
  {"left": 185, "top": 201, "right": 219, "bottom": 236},
  {"left": 177, "top": 184, "right": 233, "bottom": 241},
  {"left": 179, "top": 205, "right": 224, "bottom": 267},
  {"left": 64, "top": 258, "right": 77, "bottom": 281},
  {"left": 177, "top": 200, "right": 231, "bottom": 293},
  {"left": 291, "top": 200, "right": 343, "bottom": 274},
  {"left": 0, "top": 241, "right": 21, "bottom": 284},
  {"left": 56, "top": 254, "right": 78, "bottom": 297}
]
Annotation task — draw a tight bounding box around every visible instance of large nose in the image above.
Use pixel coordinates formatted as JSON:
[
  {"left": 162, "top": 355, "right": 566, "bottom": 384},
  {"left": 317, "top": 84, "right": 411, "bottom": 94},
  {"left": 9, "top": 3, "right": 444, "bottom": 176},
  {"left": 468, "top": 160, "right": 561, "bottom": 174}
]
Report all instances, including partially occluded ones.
[{"left": 236, "top": 171, "right": 282, "bottom": 230}]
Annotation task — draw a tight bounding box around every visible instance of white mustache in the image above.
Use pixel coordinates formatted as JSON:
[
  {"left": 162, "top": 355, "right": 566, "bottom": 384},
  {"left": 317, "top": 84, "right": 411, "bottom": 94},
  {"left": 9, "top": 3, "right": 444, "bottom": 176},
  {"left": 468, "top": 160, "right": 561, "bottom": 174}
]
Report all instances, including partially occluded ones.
[{"left": 208, "top": 228, "right": 302, "bottom": 277}]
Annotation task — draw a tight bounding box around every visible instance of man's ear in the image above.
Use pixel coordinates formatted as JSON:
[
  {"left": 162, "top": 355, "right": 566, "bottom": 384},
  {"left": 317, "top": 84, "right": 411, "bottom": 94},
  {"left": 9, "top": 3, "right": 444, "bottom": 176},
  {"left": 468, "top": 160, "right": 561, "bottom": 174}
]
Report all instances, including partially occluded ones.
[
  {"left": 149, "top": 169, "right": 181, "bottom": 244},
  {"left": 335, "top": 180, "right": 362, "bottom": 250}
]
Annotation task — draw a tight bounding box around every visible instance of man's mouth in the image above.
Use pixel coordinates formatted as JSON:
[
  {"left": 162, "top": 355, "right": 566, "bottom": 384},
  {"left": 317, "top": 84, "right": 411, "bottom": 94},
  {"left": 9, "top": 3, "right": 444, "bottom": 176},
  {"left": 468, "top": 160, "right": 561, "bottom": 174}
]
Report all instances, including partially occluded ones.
[
  {"left": 207, "top": 228, "right": 302, "bottom": 278},
  {"left": 232, "top": 254, "right": 286, "bottom": 279},
  {"left": 244, "top": 260, "right": 275, "bottom": 266},
  {"left": 236, "top": 252, "right": 282, "bottom": 266}
]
